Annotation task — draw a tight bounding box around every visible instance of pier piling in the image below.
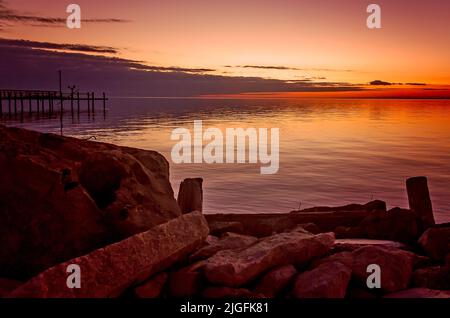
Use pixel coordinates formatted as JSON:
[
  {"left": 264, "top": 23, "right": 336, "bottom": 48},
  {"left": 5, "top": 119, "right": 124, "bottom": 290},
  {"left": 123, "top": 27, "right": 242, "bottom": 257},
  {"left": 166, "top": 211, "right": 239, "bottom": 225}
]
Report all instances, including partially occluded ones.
[
  {"left": 14, "top": 93, "right": 17, "bottom": 116},
  {"left": 103, "top": 92, "right": 106, "bottom": 114},
  {"left": 8, "top": 92, "right": 12, "bottom": 118},
  {"left": 92, "top": 92, "right": 95, "bottom": 114},
  {"left": 70, "top": 93, "right": 74, "bottom": 116},
  {"left": 77, "top": 92, "right": 80, "bottom": 114},
  {"left": 87, "top": 92, "right": 91, "bottom": 115},
  {"left": 20, "top": 93, "right": 24, "bottom": 116}
]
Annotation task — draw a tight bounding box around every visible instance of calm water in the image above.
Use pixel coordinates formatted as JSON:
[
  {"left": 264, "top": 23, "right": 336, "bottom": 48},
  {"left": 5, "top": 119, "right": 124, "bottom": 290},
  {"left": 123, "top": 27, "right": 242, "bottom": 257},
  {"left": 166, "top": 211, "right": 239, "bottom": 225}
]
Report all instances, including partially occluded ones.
[{"left": 2, "top": 98, "right": 450, "bottom": 223}]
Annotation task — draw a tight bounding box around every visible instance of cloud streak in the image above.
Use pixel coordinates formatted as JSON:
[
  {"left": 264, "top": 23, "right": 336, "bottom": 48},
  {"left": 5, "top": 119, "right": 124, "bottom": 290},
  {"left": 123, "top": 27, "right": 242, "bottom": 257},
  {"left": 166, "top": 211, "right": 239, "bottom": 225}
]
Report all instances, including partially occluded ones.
[
  {"left": 0, "top": 1, "right": 128, "bottom": 29},
  {"left": 226, "top": 65, "right": 354, "bottom": 72},
  {"left": 0, "top": 38, "right": 119, "bottom": 54},
  {"left": 370, "top": 80, "right": 427, "bottom": 86}
]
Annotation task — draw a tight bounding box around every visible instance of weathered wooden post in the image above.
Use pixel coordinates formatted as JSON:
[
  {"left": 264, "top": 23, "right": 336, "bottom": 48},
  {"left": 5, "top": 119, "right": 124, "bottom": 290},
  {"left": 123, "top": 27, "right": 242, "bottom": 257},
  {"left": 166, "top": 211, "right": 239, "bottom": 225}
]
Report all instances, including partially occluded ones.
[
  {"left": 39, "top": 94, "right": 42, "bottom": 113},
  {"left": 47, "top": 92, "right": 51, "bottom": 115},
  {"left": 0, "top": 92, "right": 3, "bottom": 117},
  {"left": 406, "top": 176, "right": 435, "bottom": 231},
  {"left": 28, "top": 94, "right": 32, "bottom": 115},
  {"left": 60, "top": 91, "right": 64, "bottom": 113},
  {"left": 20, "top": 92, "right": 24, "bottom": 116},
  {"left": 59, "top": 91, "right": 64, "bottom": 134},
  {"left": 8, "top": 92, "right": 12, "bottom": 118},
  {"left": 36, "top": 95, "right": 40, "bottom": 116},
  {"left": 77, "top": 92, "right": 80, "bottom": 114},
  {"left": 177, "top": 178, "right": 203, "bottom": 214},
  {"left": 70, "top": 92, "right": 74, "bottom": 116},
  {"left": 50, "top": 93, "right": 54, "bottom": 115},
  {"left": 87, "top": 92, "right": 91, "bottom": 115},
  {"left": 103, "top": 92, "right": 106, "bottom": 115},
  {"left": 14, "top": 92, "right": 17, "bottom": 115},
  {"left": 91, "top": 92, "right": 95, "bottom": 113}
]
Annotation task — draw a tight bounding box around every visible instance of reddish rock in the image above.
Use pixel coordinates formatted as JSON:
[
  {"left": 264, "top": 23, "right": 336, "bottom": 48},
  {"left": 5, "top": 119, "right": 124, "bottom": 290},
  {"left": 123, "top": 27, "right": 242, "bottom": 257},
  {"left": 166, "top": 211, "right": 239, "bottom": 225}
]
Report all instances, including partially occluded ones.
[
  {"left": 297, "top": 223, "right": 320, "bottom": 234},
  {"left": 292, "top": 261, "right": 352, "bottom": 298},
  {"left": 0, "top": 126, "right": 181, "bottom": 279},
  {"left": 167, "top": 268, "right": 203, "bottom": 298},
  {"left": 311, "top": 251, "right": 354, "bottom": 269},
  {"left": 204, "top": 230, "right": 334, "bottom": 287},
  {"left": 190, "top": 232, "right": 258, "bottom": 261},
  {"left": 208, "top": 221, "right": 245, "bottom": 237},
  {"left": 134, "top": 272, "right": 168, "bottom": 298},
  {"left": 334, "top": 226, "right": 365, "bottom": 239},
  {"left": 254, "top": 265, "right": 298, "bottom": 297},
  {"left": 202, "top": 287, "right": 262, "bottom": 298},
  {"left": 296, "top": 200, "right": 386, "bottom": 213},
  {"left": 418, "top": 226, "right": 450, "bottom": 261},
  {"left": 412, "top": 266, "right": 450, "bottom": 290},
  {"left": 334, "top": 239, "right": 409, "bottom": 252},
  {"left": 9, "top": 212, "right": 209, "bottom": 298},
  {"left": 336, "top": 208, "right": 420, "bottom": 243},
  {"left": 351, "top": 246, "right": 414, "bottom": 293},
  {"left": 317, "top": 246, "right": 426, "bottom": 275},
  {"left": 0, "top": 278, "right": 23, "bottom": 298},
  {"left": 177, "top": 178, "right": 203, "bottom": 214},
  {"left": 205, "top": 235, "right": 220, "bottom": 245},
  {"left": 205, "top": 211, "right": 368, "bottom": 237},
  {"left": 384, "top": 288, "right": 450, "bottom": 298}
]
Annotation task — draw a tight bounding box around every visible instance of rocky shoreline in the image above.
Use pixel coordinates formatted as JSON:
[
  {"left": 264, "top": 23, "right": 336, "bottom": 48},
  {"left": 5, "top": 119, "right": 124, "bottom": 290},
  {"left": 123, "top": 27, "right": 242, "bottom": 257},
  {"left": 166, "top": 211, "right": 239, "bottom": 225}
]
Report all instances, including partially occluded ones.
[{"left": 0, "top": 125, "right": 448, "bottom": 298}]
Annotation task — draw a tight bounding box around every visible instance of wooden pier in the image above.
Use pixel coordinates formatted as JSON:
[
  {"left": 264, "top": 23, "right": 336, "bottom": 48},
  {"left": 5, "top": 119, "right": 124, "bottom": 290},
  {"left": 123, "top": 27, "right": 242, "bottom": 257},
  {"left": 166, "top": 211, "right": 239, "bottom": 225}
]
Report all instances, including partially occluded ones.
[{"left": 0, "top": 89, "right": 108, "bottom": 119}]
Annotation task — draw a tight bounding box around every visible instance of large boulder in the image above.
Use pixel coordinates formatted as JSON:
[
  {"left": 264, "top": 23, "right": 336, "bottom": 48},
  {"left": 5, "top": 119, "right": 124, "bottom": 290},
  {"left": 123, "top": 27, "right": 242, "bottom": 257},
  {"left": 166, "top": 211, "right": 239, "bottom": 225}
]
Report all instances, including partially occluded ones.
[
  {"left": 0, "top": 126, "right": 181, "bottom": 279},
  {"left": 292, "top": 261, "right": 351, "bottom": 298},
  {"left": 133, "top": 272, "right": 168, "bottom": 298},
  {"left": 314, "top": 246, "right": 416, "bottom": 293},
  {"left": 311, "top": 251, "right": 354, "bottom": 269},
  {"left": 9, "top": 212, "right": 209, "bottom": 298},
  {"left": 203, "top": 229, "right": 334, "bottom": 287},
  {"left": 167, "top": 267, "right": 203, "bottom": 298},
  {"left": 418, "top": 226, "right": 450, "bottom": 261},
  {"left": 350, "top": 246, "right": 414, "bottom": 293},
  {"left": 254, "top": 264, "right": 298, "bottom": 297},
  {"left": 412, "top": 266, "right": 450, "bottom": 290}
]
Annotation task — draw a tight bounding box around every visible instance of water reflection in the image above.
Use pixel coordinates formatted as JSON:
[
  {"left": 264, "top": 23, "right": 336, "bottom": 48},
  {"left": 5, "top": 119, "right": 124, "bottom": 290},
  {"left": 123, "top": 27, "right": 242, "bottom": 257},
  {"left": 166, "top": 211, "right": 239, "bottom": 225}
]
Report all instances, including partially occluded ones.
[{"left": 2, "top": 98, "right": 450, "bottom": 223}]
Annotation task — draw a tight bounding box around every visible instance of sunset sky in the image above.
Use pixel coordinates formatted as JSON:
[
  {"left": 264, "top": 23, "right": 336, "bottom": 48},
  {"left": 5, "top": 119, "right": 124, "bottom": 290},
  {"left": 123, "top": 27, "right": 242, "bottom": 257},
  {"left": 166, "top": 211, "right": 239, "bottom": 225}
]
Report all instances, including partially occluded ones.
[{"left": 1, "top": 0, "right": 449, "bottom": 97}]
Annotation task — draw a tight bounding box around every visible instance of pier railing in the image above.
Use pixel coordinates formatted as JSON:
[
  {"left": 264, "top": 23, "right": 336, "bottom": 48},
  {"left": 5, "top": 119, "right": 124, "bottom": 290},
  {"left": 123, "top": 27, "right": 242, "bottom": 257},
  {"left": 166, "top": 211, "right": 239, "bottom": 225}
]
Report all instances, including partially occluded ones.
[{"left": 0, "top": 89, "right": 108, "bottom": 118}]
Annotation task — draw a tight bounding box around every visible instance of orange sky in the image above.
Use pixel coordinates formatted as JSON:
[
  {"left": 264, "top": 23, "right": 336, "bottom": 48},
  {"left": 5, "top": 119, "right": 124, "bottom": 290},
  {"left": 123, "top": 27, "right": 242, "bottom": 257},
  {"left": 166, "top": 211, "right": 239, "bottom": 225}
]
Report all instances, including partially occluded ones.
[{"left": 1, "top": 0, "right": 450, "bottom": 97}]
